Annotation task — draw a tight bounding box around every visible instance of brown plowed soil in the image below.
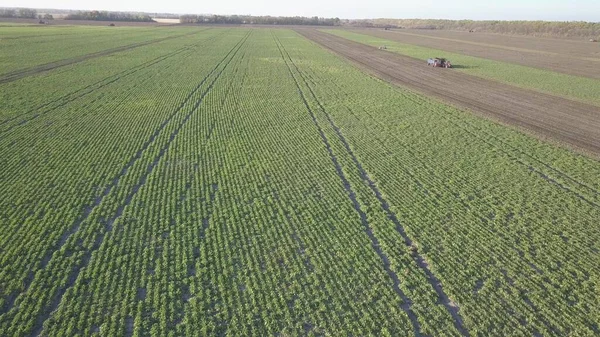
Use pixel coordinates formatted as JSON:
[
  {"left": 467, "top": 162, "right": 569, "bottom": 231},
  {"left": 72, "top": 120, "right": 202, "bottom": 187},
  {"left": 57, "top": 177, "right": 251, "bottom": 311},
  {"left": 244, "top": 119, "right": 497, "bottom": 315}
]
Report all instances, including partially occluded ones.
[
  {"left": 371, "top": 28, "right": 600, "bottom": 58},
  {"left": 347, "top": 28, "right": 600, "bottom": 79},
  {"left": 297, "top": 29, "right": 600, "bottom": 156}
]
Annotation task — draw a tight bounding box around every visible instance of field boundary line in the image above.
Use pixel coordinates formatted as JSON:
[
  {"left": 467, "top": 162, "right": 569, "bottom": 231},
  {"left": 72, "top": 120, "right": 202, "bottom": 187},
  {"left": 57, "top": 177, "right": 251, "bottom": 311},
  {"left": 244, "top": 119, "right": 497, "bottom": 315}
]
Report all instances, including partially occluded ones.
[{"left": 273, "top": 31, "right": 423, "bottom": 337}]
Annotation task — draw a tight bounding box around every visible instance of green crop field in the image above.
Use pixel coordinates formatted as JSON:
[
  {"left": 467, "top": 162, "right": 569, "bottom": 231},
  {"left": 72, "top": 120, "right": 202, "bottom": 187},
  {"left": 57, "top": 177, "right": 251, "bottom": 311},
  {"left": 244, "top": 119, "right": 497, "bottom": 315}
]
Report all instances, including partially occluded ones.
[{"left": 1, "top": 26, "right": 599, "bottom": 337}]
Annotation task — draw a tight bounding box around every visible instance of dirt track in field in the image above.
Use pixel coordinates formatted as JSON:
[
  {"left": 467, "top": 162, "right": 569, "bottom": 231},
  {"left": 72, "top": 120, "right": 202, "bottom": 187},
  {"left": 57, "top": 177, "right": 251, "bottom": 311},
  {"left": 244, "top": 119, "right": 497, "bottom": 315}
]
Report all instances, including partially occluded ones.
[
  {"left": 0, "top": 31, "right": 199, "bottom": 84},
  {"left": 347, "top": 28, "right": 600, "bottom": 79},
  {"left": 297, "top": 29, "right": 600, "bottom": 156}
]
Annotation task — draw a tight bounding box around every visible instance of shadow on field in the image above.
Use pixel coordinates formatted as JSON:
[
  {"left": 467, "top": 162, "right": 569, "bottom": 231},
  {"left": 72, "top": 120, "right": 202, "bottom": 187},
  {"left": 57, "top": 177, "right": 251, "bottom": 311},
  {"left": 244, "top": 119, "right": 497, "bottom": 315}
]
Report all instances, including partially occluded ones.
[{"left": 451, "top": 64, "right": 478, "bottom": 69}]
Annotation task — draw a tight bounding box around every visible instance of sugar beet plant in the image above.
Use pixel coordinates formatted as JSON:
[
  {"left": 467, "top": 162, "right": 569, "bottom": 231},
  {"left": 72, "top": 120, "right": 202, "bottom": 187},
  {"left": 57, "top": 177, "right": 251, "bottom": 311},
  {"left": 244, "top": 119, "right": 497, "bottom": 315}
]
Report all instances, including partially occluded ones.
[{"left": 0, "top": 26, "right": 599, "bottom": 337}]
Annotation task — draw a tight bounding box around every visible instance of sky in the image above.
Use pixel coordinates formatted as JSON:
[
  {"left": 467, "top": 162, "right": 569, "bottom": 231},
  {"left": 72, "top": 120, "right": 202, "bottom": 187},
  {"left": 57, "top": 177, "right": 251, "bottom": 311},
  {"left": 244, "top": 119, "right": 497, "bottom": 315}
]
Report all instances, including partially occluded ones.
[{"left": 3, "top": 0, "right": 600, "bottom": 21}]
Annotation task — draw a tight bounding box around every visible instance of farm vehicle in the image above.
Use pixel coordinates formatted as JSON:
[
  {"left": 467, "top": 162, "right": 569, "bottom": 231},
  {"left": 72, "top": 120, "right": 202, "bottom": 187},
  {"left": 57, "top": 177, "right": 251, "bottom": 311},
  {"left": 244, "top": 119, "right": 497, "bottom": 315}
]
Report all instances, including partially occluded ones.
[{"left": 427, "top": 58, "right": 452, "bottom": 68}]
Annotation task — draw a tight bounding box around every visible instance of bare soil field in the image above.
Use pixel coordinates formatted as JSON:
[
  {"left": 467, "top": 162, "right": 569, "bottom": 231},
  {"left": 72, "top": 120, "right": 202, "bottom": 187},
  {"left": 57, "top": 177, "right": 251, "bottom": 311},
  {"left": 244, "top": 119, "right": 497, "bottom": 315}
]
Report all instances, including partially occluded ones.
[
  {"left": 383, "top": 28, "right": 600, "bottom": 57},
  {"left": 298, "top": 29, "right": 600, "bottom": 156},
  {"left": 347, "top": 28, "right": 600, "bottom": 79}
]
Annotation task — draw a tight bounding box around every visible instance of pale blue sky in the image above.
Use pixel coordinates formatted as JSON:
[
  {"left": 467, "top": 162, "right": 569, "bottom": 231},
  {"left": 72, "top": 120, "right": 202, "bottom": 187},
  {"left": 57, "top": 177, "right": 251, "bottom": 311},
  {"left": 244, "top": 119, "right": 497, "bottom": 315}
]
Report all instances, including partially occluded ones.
[{"left": 4, "top": 0, "right": 599, "bottom": 21}]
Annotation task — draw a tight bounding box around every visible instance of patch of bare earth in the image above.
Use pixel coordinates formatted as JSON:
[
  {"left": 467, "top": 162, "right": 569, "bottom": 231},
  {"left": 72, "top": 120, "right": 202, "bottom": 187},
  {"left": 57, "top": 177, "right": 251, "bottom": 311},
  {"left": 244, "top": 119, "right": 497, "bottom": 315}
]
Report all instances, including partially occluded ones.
[
  {"left": 347, "top": 28, "right": 600, "bottom": 79},
  {"left": 297, "top": 29, "right": 600, "bottom": 157}
]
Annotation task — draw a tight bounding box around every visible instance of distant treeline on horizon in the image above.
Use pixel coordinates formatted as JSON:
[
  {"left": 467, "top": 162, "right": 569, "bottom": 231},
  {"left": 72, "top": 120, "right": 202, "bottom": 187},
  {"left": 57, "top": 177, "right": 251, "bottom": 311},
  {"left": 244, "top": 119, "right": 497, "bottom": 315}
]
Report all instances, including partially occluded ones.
[
  {"left": 1, "top": 7, "right": 599, "bottom": 38},
  {"left": 349, "top": 18, "right": 600, "bottom": 39},
  {"left": 64, "top": 10, "right": 154, "bottom": 22},
  {"left": 180, "top": 14, "right": 341, "bottom": 26},
  {"left": 0, "top": 8, "right": 40, "bottom": 19}
]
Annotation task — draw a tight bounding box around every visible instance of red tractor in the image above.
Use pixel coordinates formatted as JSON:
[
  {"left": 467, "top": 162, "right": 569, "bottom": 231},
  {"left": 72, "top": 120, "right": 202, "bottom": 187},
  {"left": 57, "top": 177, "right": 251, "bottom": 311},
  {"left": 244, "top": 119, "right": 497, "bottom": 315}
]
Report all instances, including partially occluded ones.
[{"left": 427, "top": 58, "right": 452, "bottom": 68}]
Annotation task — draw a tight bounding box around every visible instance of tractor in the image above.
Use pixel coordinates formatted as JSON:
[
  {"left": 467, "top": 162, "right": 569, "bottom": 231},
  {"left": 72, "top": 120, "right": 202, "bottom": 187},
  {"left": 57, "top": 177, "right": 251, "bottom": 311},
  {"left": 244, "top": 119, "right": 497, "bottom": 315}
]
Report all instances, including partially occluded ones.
[{"left": 427, "top": 58, "right": 452, "bottom": 68}]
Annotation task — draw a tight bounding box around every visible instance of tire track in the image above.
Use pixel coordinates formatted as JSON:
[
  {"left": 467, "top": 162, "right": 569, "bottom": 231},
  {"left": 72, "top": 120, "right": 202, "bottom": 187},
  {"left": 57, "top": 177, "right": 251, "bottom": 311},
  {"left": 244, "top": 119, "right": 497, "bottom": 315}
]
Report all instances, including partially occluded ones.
[
  {"left": 270, "top": 184, "right": 315, "bottom": 273},
  {"left": 0, "top": 30, "right": 203, "bottom": 85},
  {"left": 357, "top": 29, "right": 600, "bottom": 79},
  {"left": 27, "top": 31, "right": 250, "bottom": 337},
  {"left": 302, "top": 46, "right": 600, "bottom": 208},
  {"left": 175, "top": 53, "right": 249, "bottom": 330},
  {"left": 175, "top": 182, "right": 219, "bottom": 328},
  {"left": 0, "top": 29, "right": 216, "bottom": 133},
  {"left": 273, "top": 32, "right": 423, "bottom": 337},
  {"left": 313, "top": 76, "right": 585, "bottom": 334},
  {"left": 277, "top": 32, "right": 469, "bottom": 336},
  {"left": 296, "top": 30, "right": 580, "bottom": 333},
  {"left": 0, "top": 31, "right": 248, "bottom": 328},
  {"left": 0, "top": 47, "right": 189, "bottom": 140}
]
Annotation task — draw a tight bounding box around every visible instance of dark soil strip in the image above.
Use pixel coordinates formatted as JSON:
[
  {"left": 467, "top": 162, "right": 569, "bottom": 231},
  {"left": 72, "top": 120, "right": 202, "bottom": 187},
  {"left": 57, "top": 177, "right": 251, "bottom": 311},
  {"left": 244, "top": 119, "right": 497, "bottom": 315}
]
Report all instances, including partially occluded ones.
[
  {"left": 176, "top": 182, "right": 219, "bottom": 327},
  {"left": 354, "top": 29, "right": 600, "bottom": 79},
  {"left": 273, "top": 32, "right": 422, "bottom": 337},
  {"left": 22, "top": 32, "right": 249, "bottom": 337},
  {"left": 271, "top": 186, "right": 315, "bottom": 273},
  {"left": 298, "top": 30, "right": 600, "bottom": 201},
  {"left": 0, "top": 30, "right": 201, "bottom": 84},
  {"left": 124, "top": 316, "right": 134, "bottom": 337}
]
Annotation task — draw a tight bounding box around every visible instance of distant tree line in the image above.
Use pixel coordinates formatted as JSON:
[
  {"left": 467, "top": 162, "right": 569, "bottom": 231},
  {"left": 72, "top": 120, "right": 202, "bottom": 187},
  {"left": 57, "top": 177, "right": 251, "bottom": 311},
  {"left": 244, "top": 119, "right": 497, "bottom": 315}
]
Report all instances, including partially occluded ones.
[
  {"left": 346, "top": 19, "right": 600, "bottom": 39},
  {"left": 180, "top": 14, "right": 341, "bottom": 26},
  {"left": 0, "top": 8, "right": 38, "bottom": 18},
  {"left": 64, "top": 10, "right": 154, "bottom": 22}
]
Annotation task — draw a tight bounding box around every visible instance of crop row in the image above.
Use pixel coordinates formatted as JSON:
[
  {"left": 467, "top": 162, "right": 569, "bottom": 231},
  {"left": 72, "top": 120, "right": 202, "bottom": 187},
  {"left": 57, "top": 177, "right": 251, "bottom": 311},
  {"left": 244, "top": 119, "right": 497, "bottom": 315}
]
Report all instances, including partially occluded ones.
[
  {"left": 1, "top": 27, "right": 599, "bottom": 336},
  {"left": 281, "top": 29, "right": 600, "bottom": 335},
  {"left": 0, "top": 26, "right": 200, "bottom": 76},
  {"left": 0, "top": 28, "right": 251, "bottom": 336}
]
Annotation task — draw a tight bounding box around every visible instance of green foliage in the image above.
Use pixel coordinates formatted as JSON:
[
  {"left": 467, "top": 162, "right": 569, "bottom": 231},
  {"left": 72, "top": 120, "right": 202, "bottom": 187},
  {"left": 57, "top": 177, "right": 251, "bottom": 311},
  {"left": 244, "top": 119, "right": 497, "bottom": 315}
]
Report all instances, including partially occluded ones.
[
  {"left": 0, "top": 26, "right": 598, "bottom": 337},
  {"left": 180, "top": 14, "right": 340, "bottom": 26},
  {"left": 0, "top": 26, "right": 190, "bottom": 76},
  {"left": 0, "top": 8, "right": 37, "bottom": 18},
  {"left": 65, "top": 10, "right": 154, "bottom": 22}
]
